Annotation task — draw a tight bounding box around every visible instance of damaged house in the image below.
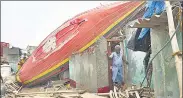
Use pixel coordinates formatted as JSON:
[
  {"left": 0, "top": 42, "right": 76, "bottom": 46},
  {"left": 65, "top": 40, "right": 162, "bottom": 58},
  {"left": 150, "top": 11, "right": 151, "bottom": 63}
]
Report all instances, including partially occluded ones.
[
  {"left": 8, "top": 1, "right": 182, "bottom": 98},
  {"left": 126, "top": 1, "right": 182, "bottom": 98}
]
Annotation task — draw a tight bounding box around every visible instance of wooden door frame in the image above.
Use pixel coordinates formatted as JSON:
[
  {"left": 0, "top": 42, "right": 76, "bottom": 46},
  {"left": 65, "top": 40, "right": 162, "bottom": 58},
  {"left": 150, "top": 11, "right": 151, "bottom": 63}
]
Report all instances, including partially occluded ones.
[{"left": 107, "top": 39, "right": 122, "bottom": 90}]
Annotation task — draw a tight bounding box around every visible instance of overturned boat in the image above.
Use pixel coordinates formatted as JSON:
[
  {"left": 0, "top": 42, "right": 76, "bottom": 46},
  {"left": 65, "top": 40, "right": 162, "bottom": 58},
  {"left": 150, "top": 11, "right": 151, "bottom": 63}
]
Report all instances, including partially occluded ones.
[{"left": 16, "top": 1, "right": 144, "bottom": 86}]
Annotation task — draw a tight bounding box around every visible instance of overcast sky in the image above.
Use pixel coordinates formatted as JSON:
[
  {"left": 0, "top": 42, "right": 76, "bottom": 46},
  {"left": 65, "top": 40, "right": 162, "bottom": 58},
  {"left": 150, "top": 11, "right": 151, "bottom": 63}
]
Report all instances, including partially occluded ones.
[{"left": 1, "top": 1, "right": 118, "bottom": 49}]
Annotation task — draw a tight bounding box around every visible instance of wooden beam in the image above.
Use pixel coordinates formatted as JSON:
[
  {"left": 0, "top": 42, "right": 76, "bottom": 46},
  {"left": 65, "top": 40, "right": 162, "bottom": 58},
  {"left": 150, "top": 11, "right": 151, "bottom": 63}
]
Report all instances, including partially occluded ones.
[
  {"left": 165, "top": 1, "right": 182, "bottom": 98},
  {"left": 129, "top": 24, "right": 156, "bottom": 28},
  {"left": 107, "top": 39, "right": 121, "bottom": 42},
  {"left": 125, "top": 90, "right": 129, "bottom": 98},
  {"left": 134, "top": 91, "right": 140, "bottom": 98}
]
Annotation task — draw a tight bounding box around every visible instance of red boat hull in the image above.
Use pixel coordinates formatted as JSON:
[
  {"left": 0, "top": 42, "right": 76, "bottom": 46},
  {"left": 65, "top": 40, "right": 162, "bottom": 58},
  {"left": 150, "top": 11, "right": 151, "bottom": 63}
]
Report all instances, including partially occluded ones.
[{"left": 16, "top": 1, "right": 144, "bottom": 86}]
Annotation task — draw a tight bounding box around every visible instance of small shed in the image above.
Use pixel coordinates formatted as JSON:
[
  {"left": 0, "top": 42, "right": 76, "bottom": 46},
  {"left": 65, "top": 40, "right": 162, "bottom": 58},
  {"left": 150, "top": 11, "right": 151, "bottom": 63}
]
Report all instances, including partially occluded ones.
[{"left": 129, "top": 4, "right": 182, "bottom": 98}]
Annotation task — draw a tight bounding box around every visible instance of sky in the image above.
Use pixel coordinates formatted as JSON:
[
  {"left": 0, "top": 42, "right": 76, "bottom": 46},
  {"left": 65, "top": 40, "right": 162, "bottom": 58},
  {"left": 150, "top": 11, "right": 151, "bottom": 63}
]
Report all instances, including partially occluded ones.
[{"left": 1, "top": 1, "right": 118, "bottom": 49}]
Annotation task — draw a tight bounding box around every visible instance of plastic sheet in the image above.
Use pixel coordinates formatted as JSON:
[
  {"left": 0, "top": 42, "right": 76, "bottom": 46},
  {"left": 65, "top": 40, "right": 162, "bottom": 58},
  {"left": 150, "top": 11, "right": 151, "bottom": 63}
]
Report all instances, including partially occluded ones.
[
  {"left": 124, "top": 21, "right": 148, "bottom": 86},
  {"left": 154, "top": 1, "right": 165, "bottom": 15},
  {"left": 138, "top": 1, "right": 165, "bottom": 39},
  {"left": 138, "top": 28, "right": 150, "bottom": 39},
  {"left": 127, "top": 28, "right": 151, "bottom": 52},
  {"left": 143, "top": 1, "right": 165, "bottom": 18},
  {"left": 143, "top": 1, "right": 155, "bottom": 18}
]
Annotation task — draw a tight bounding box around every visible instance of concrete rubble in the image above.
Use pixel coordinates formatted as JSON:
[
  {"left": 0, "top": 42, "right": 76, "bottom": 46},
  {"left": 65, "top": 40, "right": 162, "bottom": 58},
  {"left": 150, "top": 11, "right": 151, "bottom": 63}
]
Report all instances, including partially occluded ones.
[{"left": 2, "top": 77, "right": 154, "bottom": 98}]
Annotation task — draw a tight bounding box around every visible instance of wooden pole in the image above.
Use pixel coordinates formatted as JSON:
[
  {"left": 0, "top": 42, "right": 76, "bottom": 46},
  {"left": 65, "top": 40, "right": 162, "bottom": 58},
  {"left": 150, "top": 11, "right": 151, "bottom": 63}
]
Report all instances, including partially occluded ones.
[{"left": 165, "top": 1, "right": 182, "bottom": 98}]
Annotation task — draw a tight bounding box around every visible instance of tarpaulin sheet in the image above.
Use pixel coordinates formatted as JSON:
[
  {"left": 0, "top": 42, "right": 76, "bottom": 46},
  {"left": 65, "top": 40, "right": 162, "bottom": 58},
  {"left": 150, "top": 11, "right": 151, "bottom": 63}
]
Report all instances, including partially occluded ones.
[
  {"left": 138, "top": 1, "right": 165, "bottom": 39},
  {"left": 124, "top": 24, "right": 147, "bottom": 86},
  {"left": 127, "top": 28, "right": 151, "bottom": 52},
  {"left": 143, "top": 1, "right": 165, "bottom": 18}
]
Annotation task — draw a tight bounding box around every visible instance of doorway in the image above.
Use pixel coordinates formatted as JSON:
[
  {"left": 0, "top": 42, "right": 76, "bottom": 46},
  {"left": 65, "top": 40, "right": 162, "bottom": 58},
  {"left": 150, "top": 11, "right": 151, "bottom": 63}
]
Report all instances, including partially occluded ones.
[{"left": 107, "top": 39, "right": 121, "bottom": 90}]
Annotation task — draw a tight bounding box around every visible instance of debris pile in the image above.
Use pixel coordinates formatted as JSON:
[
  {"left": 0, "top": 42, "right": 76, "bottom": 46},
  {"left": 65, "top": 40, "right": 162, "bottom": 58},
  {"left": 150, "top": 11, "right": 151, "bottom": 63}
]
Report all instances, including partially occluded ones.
[
  {"left": 2, "top": 78, "right": 154, "bottom": 98},
  {"left": 97, "top": 85, "right": 154, "bottom": 98},
  {"left": 2, "top": 79, "right": 107, "bottom": 98},
  {"left": 2, "top": 77, "right": 22, "bottom": 98}
]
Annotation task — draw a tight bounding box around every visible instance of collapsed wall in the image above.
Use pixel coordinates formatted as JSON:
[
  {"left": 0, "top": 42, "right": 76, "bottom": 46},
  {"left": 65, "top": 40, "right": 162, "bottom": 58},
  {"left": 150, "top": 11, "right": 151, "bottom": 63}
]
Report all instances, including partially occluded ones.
[{"left": 69, "top": 37, "right": 109, "bottom": 93}]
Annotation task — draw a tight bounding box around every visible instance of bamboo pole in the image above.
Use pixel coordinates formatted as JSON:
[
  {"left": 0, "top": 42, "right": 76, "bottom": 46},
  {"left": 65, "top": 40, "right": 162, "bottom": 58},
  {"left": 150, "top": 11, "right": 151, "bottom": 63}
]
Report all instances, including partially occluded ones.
[{"left": 165, "top": 1, "right": 182, "bottom": 98}]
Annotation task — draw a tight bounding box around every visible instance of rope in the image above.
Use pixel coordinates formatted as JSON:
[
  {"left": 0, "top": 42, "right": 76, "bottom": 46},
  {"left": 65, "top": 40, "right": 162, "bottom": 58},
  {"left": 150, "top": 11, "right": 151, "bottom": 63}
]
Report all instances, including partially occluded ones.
[{"left": 172, "top": 51, "right": 182, "bottom": 56}]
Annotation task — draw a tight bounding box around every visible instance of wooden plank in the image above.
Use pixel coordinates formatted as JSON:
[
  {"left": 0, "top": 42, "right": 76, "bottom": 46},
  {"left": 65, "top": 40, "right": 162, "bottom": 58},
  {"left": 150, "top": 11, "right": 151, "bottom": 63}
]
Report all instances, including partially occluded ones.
[
  {"left": 113, "top": 86, "right": 119, "bottom": 98},
  {"left": 129, "top": 22, "right": 155, "bottom": 28},
  {"left": 135, "top": 91, "right": 140, "bottom": 98},
  {"left": 125, "top": 90, "right": 129, "bottom": 98},
  {"left": 107, "top": 39, "right": 121, "bottom": 42},
  {"left": 107, "top": 41, "right": 113, "bottom": 90},
  {"left": 109, "top": 90, "right": 113, "bottom": 98},
  {"left": 119, "top": 89, "right": 127, "bottom": 97}
]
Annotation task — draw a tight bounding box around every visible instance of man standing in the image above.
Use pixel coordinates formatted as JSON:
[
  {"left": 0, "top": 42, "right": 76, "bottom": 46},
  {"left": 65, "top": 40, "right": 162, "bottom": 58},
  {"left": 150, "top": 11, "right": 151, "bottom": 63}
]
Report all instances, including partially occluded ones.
[{"left": 109, "top": 45, "right": 128, "bottom": 87}]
